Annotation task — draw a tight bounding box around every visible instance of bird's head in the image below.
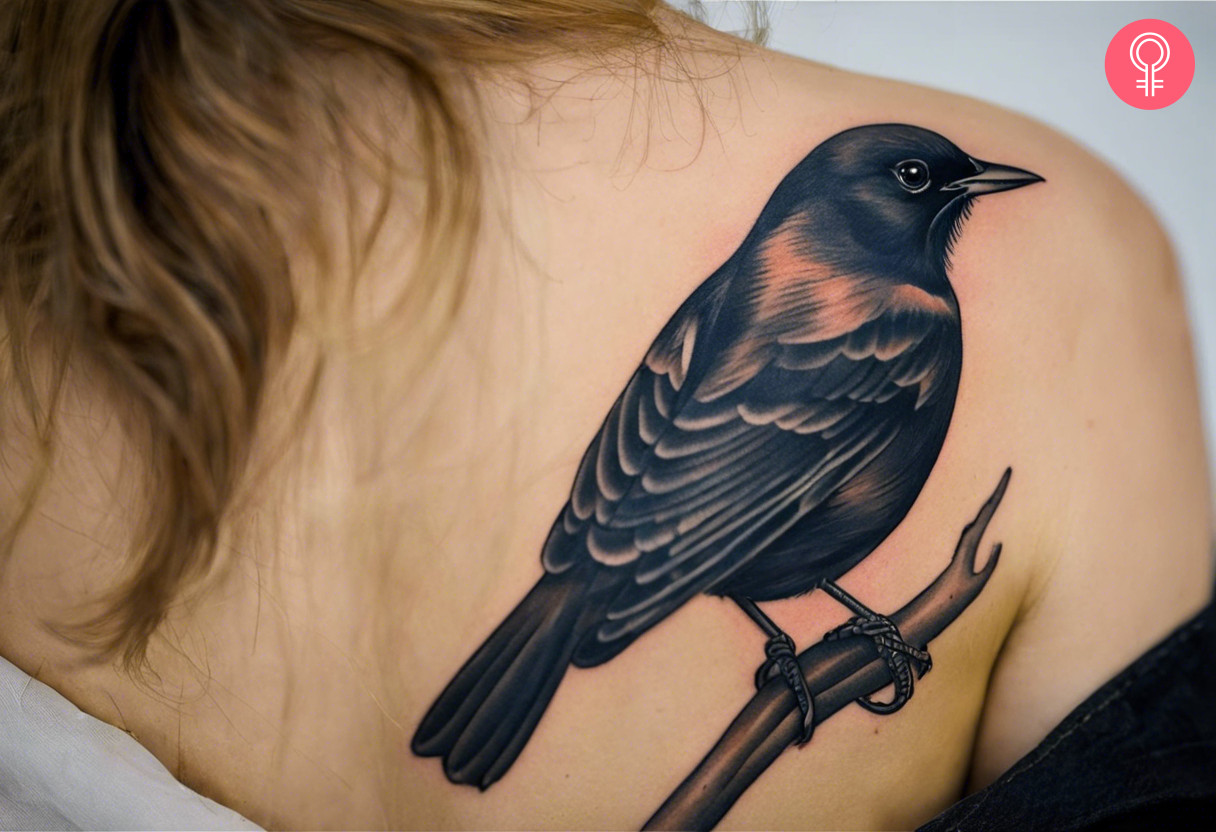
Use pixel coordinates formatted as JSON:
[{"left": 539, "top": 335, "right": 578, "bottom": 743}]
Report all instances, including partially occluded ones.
[{"left": 791, "top": 124, "right": 1043, "bottom": 279}]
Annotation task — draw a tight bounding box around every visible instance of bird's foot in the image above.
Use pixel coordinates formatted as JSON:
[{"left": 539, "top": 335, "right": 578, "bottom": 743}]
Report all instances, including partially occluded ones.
[
  {"left": 823, "top": 614, "right": 931, "bottom": 715},
  {"left": 755, "top": 632, "right": 816, "bottom": 744}
]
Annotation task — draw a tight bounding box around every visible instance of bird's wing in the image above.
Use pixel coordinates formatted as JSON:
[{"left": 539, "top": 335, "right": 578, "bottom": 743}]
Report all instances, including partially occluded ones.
[{"left": 541, "top": 271, "right": 955, "bottom": 652}]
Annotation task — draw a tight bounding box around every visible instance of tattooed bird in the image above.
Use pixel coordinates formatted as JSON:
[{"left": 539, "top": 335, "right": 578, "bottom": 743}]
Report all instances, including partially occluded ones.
[{"left": 412, "top": 124, "right": 1041, "bottom": 788}]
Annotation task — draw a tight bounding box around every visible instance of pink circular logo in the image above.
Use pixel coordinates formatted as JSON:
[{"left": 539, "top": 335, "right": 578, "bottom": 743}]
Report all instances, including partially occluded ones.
[{"left": 1105, "top": 19, "right": 1195, "bottom": 109}]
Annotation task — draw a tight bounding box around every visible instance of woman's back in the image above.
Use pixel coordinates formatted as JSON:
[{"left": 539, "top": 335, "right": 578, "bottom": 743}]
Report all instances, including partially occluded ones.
[{"left": 0, "top": 5, "right": 1210, "bottom": 828}]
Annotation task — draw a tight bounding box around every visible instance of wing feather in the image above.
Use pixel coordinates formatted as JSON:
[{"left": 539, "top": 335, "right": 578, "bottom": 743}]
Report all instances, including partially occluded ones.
[{"left": 541, "top": 265, "right": 956, "bottom": 653}]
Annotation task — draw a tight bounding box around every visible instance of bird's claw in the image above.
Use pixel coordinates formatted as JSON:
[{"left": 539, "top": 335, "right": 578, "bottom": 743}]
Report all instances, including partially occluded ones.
[
  {"left": 755, "top": 632, "right": 815, "bottom": 744},
  {"left": 823, "top": 613, "right": 931, "bottom": 715}
]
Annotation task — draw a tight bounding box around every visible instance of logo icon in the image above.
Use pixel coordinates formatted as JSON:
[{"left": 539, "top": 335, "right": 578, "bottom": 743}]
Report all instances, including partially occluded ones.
[
  {"left": 1130, "top": 32, "right": 1169, "bottom": 97},
  {"left": 1106, "top": 20, "right": 1194, "bottom": 109}
]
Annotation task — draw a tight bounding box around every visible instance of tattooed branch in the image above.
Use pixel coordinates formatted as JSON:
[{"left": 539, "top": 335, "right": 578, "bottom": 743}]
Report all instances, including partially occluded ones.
[{"left": 643, "top": 469, "right": 1012, "bottom": 832}]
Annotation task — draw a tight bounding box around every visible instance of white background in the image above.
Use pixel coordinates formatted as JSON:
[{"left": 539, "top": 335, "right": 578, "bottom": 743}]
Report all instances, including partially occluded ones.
[{"left": 686, "top": 0, "right": 1216, "bottom": 482}]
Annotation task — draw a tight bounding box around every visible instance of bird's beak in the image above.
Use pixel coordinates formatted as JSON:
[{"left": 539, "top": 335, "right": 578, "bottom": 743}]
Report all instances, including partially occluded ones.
[{"left": 943, "top": 160, "right": 1044, "bottom": 195}]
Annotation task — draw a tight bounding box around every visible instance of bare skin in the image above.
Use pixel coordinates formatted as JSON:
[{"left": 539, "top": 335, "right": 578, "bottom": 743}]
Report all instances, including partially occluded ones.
[{"left": 0, "top": 17, "right": 1210, "bottom": 830}]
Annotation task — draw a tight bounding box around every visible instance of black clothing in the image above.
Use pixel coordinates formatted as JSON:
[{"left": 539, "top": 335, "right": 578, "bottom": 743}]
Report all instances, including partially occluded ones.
[{"left": 920, "top": 599, "right": 1216, "bottom": 832}]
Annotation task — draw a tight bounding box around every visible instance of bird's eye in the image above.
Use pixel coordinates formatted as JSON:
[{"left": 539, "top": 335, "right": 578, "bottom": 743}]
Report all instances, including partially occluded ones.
[{"left": 894, "top": 159, "right": 931, "bottom": 193}]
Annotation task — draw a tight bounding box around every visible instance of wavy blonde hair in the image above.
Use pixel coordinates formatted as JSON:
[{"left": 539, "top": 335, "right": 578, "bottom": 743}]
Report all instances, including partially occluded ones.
[{"left": 0, "top": 0, "right": 686, "bottom": 669}]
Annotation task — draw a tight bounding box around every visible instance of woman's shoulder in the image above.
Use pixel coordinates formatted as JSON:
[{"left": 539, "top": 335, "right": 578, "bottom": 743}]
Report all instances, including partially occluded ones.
[
  {"left": 752, "top": 46, "right": 1214, "bottom": 791},
  {"left": 485, "top": 31, "right": 1214, "bottom": 818}
]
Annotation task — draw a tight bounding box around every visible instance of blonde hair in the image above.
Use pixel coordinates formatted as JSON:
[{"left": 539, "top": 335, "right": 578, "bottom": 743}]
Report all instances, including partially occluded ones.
[{"left": 0, "top": 0, "right": 675, "bottom": 669}]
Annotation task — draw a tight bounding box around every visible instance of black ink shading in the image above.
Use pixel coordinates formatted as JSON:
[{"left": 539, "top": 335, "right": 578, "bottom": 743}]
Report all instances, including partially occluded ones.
[{"left": 411, "top": 124, "right": 1041, "bottom": 791}]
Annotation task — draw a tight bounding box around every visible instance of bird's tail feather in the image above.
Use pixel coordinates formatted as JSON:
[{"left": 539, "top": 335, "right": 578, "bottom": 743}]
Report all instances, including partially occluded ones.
[{"left": 411, "top": 574, "right": 587, "bottom": 789}]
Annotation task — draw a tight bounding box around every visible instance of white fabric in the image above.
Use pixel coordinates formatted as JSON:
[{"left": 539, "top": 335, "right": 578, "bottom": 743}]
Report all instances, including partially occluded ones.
[{"left": 0, "top": 655, "right": 260, "bottom": 831}]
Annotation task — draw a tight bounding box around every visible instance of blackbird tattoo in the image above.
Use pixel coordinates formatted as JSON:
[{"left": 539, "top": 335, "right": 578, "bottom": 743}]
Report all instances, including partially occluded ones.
[{"left": 411, "top": 124, "right": 1042, "bottom": 789}]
